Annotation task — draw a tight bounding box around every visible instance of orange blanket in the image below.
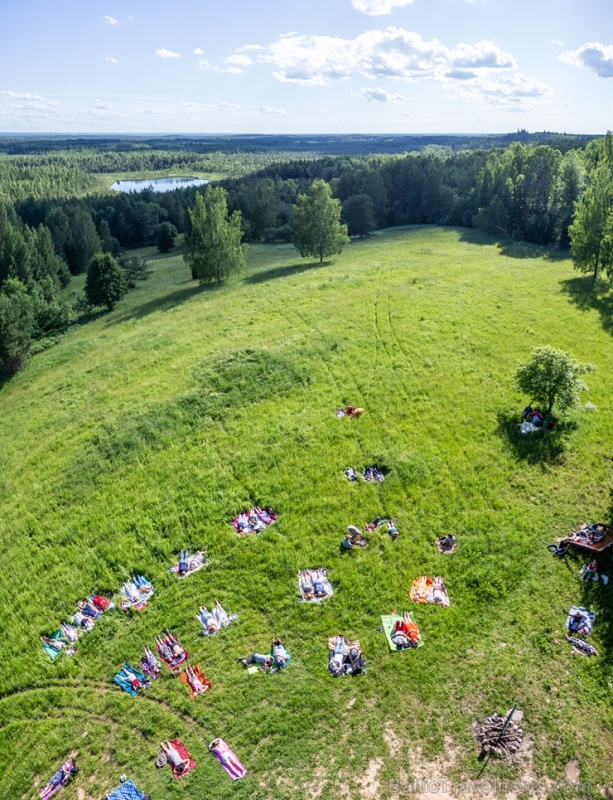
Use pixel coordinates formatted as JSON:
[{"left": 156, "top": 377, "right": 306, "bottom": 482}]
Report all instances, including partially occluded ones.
[{"left": 179, "top": 665, "right": 212, "bottom": 700}]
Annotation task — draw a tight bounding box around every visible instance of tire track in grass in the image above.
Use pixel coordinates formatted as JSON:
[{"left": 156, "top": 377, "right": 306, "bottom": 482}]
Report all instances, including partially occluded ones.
[{"left": 0, "top": 681, "right": 211, "bottom": 737}]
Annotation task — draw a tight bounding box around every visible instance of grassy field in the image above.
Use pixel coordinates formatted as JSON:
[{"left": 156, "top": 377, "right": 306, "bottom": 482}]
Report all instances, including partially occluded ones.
[{"left": 1, "top": 227, "right": 612, "bottom": 800}]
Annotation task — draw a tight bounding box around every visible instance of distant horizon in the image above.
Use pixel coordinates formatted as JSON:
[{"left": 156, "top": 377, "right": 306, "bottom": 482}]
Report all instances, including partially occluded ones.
[{"left": 0, "top": 130, "right": 605, "bottom": 138}]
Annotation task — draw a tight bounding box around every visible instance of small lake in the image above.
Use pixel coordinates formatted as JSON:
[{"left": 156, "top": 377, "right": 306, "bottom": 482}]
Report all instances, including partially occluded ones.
[{"left": 111, "top": 176, "right": 209, "bottom": 193}]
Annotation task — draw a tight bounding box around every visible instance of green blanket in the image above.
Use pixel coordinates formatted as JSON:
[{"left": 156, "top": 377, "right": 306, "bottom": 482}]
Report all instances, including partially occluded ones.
[{"left": 381, "top": 614, "right": 423, "bottom": 651}]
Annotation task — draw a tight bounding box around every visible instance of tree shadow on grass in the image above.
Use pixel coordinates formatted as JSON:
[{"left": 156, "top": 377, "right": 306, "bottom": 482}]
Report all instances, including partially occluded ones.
[
  {"left": 458, "top": 228, "right": 569, "bottom": 261},
  {"left": 560, "top": 275, "right": 613, "bottom": 337},
  {"left": 495, "top": 410, "right": 576, "bottom": 466},
  {"left": 104, "top": 280, "right": 212, "bottom": 326},
  {"left": 244, "top": 260, "right": 328, "bottom": 285}
]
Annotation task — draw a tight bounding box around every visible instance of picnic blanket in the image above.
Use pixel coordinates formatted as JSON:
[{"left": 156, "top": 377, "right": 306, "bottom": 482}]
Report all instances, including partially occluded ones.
[
  {"left": 381, "top": 614, "right": 423, "bottom": 651},
  {"left": 336, "top": 406, "right": 364, "bottom": 418},
  {"left": 299, "top": 568, "right": 333, "bottom": 602},
  {"left": 209, "top": 738, "right": 247, "bottom": 780},
  {"left": 156, "top": 633, "right": 189, "bottom": 673},
  {"left": 327, "top": 635, "right": 366, "bottom": 676},
  {"left": 169, "top": 549, "right": 207, "bottom": 577},
  {"left": 180, "top": 665, "right": 212, "bottom": 699},
  {"left": 409, "top": 576, "right": 450, "bottom": 606},
  {"left": 139, "top": 647, "right": 161, "bottom": 679},
  {"left": 564, "top": 523, "right": 613, "bottom": 553},
  {"left": 436, "top": 536, "right": 457, "bottom": 554},
  {"left": 167, "top": 740, "right": 196, "bottom": 779},
  {"left": 363, "top": 466, "right": 384, "bottom": 482},
  {"left": 40, "top": 760, "right": 77, "bottom": 800},
  {"left": 231, "top": 507, "right": 277, "bottom": 535},
  {"left": 105, "top": 779, "right": 145, "bottom": 800},
  {"left": 197, "top": 604, "right": 238, "bottom": 635},
  {"left": 565, "top": 606, "right": 594, "bottom": 636},
  {"left": 121, "top": 575, "right": 155, "bottom": 611},
  {"left": 520, "top": 421, "right": 539, "bottom": 434},
  {"left": 112, "top": 663, "right": 149, "bottom": 696}
]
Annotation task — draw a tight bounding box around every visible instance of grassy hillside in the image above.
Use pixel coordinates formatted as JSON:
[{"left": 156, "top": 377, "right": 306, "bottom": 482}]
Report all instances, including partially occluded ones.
[{"left": 1, "top": 227, "right": 612, "bottom": 800}]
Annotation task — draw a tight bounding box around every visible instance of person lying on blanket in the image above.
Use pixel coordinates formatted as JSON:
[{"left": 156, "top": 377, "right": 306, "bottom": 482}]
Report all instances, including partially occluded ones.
[
  {"left": 237, "top": 653, "right": 274, "bottom": 670},
  {"left": 60, "top": 621, "right": 79, "bottom": 642},
  {"left": 347, "top": 525, "right": 368, "bottom": 546},
  {"left": 42, "top": 760, "right": 77, "bottom": 794},
  {"left": 214, "top": 599, "right": 230, "bottom": 626},
  {"left": 77, "top": 599, "right": 102, "bottom": 619},
  {"left": 391, "top": 612, "right": 420, "bottom": 649},
  {"left": 341, "top": 533, "right": 354, "bottom": 551},
  {"left": 161, "top": 741, "right": 190, "bottom": 775},
  {"left": 344, "top": 466, "right": 358, "bottom": 482},
  {"left": 197, "top": 606, "right": 220, "bottom": 635},
  {"left": 140, "top": 646, "right": 161, "bottom": 677},
  {"left": 117, "top": 664, "right": 150, "bottom": 693},
  {"left": 329, "top": 637, "right": 365, "bottom": 676},
  {"left": 156, "top": 633, "right": 187, "bottom": 665},
  {"left": 72, "top": 611, "right": 94, "bottom": 631},
  {"left": 185, "top": 665, "right": 209, "bottom": 694},
  {"left": 438, "top": 535, "right": 456, "bottom": 552},
  {"left": 123, "top": 582, "right": 142, "bottom": 604},
  {"left": 271, "top": 638, "right": 290, "bottom": 667},
  {"left": 568, "top": 609, "right": 592, "bottom": 636},
  {"left": 40, "top": 635, "right": 73, "bottom": 653}
]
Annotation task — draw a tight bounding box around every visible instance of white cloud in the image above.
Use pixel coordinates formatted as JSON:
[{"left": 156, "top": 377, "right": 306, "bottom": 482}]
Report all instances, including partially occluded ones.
[
  {"left": 241, "top": 44, "right": 264, "bottom": 51},
  {"left": 258, "top": 28, "right": 514, "bottom": 86},
  {"left": 1, "top": 90, "right": 59, "bottom": 110},
  {"left": 194, "top": 48, "right": 204, "bottom": 55},
  {"left": 156, "top": 48, "right": 181, "bottom": 59},
  {"left": 260, "top": 105, "right": 287, "bottom": 114},
  {"left": 226, "top": 54, "right": 252, "bottom": 66},
  {"left": 95, "top": 100, "right": 114, "bottom": 109},
  {"left": 199, "top": 59, "right": 243, "bottom": 74},
  {"left": 454, "top": 73, "right": 553, "bottom": 110},
  {"left": 104, "top": 15, "right": 119, "bottom": 25},
  {"left": 560, "top": 42, "right": 613, "bottom": 78},
  {"left": 353, "top": 86, "right": 405, "bottom": 103},
  {"left": 106, "top": 56, "right": 119, "bottom": 63},
  {"left": 1, "top": 90, "right": 46, "bottom": 101},
  {"left": 552, "top": 40, "right": 564, "bottom": 47},
  {"left": 218, "top": 101, "right": 239, "bottom": 108},
  {"left": 351, "top": 0, "right": 414, "bottom": 15}
]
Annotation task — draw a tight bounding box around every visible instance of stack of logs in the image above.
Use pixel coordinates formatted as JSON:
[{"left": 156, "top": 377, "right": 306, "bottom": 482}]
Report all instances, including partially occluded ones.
[{"left": 476, "top": 712, "right": 523, "bottom": 758}]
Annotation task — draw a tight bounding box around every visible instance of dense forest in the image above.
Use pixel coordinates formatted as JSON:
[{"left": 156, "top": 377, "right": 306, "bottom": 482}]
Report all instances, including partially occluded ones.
[{"left": 0, "top": 131, "right": 611, "bottom": 379}]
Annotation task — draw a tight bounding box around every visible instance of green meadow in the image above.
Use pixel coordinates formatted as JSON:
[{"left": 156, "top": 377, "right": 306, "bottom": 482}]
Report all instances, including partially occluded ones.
[{"left": 1, "top": 226, "right": 612, "bottom": 800}]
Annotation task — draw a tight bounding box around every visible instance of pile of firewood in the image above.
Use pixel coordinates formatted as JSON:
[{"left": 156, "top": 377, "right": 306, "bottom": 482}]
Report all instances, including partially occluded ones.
[{"left": 476, "top": 712, "right": 523, "bottom": 758}]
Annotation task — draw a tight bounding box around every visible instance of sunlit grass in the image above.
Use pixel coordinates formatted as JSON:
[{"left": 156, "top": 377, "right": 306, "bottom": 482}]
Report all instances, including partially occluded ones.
[{"left": 1, "top": 227, "right": 612, "bottom": 799}]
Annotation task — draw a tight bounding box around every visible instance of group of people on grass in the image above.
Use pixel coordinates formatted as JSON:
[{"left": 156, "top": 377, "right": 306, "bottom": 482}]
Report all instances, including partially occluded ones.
[{"left": 41, "top": 594, "right": 114, "bottom": 657}]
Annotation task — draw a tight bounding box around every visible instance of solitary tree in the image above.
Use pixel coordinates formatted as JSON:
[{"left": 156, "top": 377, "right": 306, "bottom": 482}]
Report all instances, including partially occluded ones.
[
  {"left": 85, "top": 253, "right": 127, "bottom": 311},
  {"left": 292, "top": 179, "right": 349, "bottom": 263},
  {"left": 182, "top": 187, "right": 246, "bottom": 284},
  {"left": 515, "top": 345, "right": 592, "bottom": 415}
]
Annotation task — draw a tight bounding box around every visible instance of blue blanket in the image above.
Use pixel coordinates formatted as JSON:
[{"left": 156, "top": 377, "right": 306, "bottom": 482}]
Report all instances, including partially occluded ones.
[
  {"left": 106, "top": 780, "right": 144, "bottom": 800},
  {"left": 112, "top": 664, "right": 147, "bottom": 696}
]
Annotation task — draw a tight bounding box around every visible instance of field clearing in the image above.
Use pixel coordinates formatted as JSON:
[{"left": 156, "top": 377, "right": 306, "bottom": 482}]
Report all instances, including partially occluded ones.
[{"left": 1, "top": 227, "right": 612, "bottom": 800}]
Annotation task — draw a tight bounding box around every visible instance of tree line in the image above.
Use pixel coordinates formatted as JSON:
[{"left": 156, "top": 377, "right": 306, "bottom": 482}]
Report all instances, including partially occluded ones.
[{"left": 2, "top": 133, "right": 612, "bottom": 379}]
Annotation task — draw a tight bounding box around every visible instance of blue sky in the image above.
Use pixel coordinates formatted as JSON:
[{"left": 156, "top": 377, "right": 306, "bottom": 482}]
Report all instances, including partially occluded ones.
[{"left": 1, "top": 0, "right": 612, "bottom": 133}]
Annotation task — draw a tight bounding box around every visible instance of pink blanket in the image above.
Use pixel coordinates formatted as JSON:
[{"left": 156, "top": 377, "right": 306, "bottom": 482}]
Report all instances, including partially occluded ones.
[{"left": 209, "top": 738, "right": 247, "bottom": 780}]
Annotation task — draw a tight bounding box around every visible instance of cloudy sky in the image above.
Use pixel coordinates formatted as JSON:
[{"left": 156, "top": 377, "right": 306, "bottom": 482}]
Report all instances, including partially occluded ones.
[{"left": 1, "top": 0, "right": 612, "bottom": 134}]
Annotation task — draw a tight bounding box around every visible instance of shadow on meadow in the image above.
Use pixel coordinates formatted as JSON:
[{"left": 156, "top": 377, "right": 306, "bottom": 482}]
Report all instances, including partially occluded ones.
[
  {"left": 243, "top": 260, "right": 328, "bottom": 285},
  {"left": 560, "top": 275, "right": 613, "bottom": 337},
  {"left": 495, "top": 410, "right": 576, "bottom": 466},
  {"left": 458, "top": 228, "right": 569, "bottom": 261},
  {"left": 104, "top": 280, "right": 212, "bottom": 326}
]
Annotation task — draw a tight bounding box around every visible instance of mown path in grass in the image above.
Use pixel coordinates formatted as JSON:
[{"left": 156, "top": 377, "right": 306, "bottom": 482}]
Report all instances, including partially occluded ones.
[{"left": 1, "top": 227, "right": 612, "bottom": 799}]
